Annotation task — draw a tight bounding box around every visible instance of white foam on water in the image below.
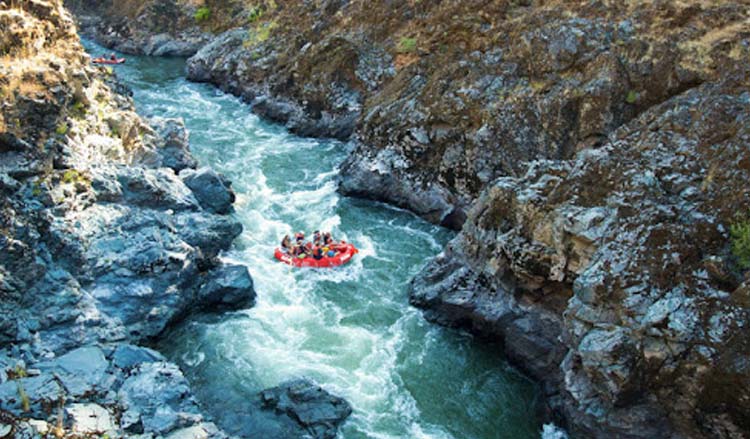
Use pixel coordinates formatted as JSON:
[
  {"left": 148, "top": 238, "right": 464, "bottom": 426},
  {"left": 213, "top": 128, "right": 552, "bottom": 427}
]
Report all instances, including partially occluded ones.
[
  {"left": 198, "top": 122, "right": 459, "bottom": 436},
  {"left": 541, "top": 424, "right": 569, "bottom": 439},
  {"left": 181, "top": 350, "right": 205, "bottom": 368}
]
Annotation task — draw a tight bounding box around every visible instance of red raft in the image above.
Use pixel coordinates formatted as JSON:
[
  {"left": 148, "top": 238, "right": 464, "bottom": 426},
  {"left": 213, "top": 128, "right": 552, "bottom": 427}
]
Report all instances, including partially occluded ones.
[
  {"left": 93, "top": 57, "right": 126, "bottom": 65},
  {"left": 274, "top": 243, "right": 359, "bottom": 268}
]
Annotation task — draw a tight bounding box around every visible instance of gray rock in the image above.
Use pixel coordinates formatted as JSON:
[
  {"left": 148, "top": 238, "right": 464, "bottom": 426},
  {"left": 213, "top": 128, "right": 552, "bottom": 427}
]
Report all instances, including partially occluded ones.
[
  {"left": 66, "top": 403, "right": 116, "bottom": 434},
  {"left": 117, "top": 167, "right": 200, "bottom": 212},
  {"left": 173, "top": 213, "right": 243, "bottom": 260},
  {"left": 198, "top": 264, "right": 256, "bottom": 310},
  {"left": 180, "top": 167, "right": 235, "bottom": 215},
  {"left": 38, "top": 346, "right": 109, "bottom": 397},
  {"left": 118, "top": 362, "right": 203, "bottom": 436},
  {"left": 149, "top": 117, "right": 197, "bottom": 173},
  {"left": 186, "top": 29, "right": 247, "bottom": 83},
  {"left": 185, "top": 28, "right": 360, "bottom": 140},
  {"left": 164, "top": 423, "right": 228, "bottom": 439},
  {"left": 260, "top": 379, "right": 352, "bottom": 439},
  {"left": 0, "top": 374, "right": 63, "bottom": 417},
  {"left": 71, "top": 3, "right": 213, "bottom": 57},
  {"left": 410, "top": 74, "right": 750, "bottom": 438},
  {"left": 113, "top": 345, "right": 165, "bottom": 370},
  {"left": 0, "top": 4, "right": 250, "bottom": 439},
  {"left": 0, "top": 423, "right": 13, "bottom": 438},
  {"left": 0, "top": 173, "right": 19, "bottom": 194}
]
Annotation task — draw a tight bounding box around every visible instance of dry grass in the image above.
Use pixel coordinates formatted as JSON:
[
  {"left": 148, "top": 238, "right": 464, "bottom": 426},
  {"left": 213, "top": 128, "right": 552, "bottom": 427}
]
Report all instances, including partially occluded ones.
[
  {"left": 695, "top": 17, "right": 750, "bottom": 47},
  {"left": 16, "top": 79, "right": 45, "bottom": 96}
]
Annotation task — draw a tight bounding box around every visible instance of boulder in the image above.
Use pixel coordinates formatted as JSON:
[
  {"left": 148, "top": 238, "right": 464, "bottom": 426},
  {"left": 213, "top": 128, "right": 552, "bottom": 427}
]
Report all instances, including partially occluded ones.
[
  {"left": 118, "top": 362, "right": 203, "bottom": 436},
  {"left": 117, "top": 167, "right": 200, "bottom": 212},
  {"left": 66, "top": 403, "right": 117, "bottom": 434},
  {"left": 173, "top": 213, "right": 243, "bottom": 260},
  {"left": 112, "top": 344, "right": 165, "bottom": 371},
  {"left": 164, "top": 423, "right": 228, "bottom": 439},
  {"left": 198, "top": 264, "right": 256, "bottom": 311},
  {"left": 180, "top": 167, "right": 235, "bottom": 215},
  {"left": 0, "top": 374, "right": 63, "bottom": 417},
  {"left": 38, "top": 346, "right": 109, "bottom": 397},
  {"left": 260, "top": 379, "right": 352, "bottom": 439},
  {"left": 149, "top": 117, "right": 197, "bottom": 173}
]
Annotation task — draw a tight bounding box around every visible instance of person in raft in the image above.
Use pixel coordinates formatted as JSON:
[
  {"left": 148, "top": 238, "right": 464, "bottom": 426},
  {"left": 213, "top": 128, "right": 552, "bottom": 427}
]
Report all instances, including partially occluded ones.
[
  {"left": 280, "top": 235, "right": 292, "bottom": 251},
  {"left": 281, "top": 231, "right": 339, "bottom": 258}
]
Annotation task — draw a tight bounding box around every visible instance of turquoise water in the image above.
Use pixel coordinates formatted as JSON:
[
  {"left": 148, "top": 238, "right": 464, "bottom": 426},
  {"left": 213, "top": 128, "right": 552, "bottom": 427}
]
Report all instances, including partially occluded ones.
[{"left": 83, "top": 41, "right": 544, "bottom": 439}]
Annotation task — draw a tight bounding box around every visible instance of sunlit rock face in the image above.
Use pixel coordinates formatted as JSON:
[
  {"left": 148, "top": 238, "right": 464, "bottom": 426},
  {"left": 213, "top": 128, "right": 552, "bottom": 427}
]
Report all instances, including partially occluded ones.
[{"left": 0, "top": 1, "right": 254, "bottom": 437}]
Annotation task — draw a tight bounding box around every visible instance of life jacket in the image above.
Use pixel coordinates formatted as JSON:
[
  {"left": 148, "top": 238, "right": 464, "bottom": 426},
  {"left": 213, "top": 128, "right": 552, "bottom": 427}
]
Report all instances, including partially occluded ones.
[{"left": 312, "top": 247, "right": 324, "bottom": 260}]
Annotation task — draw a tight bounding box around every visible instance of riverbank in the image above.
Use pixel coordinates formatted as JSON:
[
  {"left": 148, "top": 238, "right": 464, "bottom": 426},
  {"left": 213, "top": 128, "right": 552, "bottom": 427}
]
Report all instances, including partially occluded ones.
[{"left": 0, "top": 1, "right": 253, "bottom": 436}]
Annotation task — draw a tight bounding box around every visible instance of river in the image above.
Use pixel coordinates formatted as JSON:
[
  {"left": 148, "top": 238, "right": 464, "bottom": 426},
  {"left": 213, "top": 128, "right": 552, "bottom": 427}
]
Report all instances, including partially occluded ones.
[{"left": 83, "top": 40, "right": 546, "bottom": 439}]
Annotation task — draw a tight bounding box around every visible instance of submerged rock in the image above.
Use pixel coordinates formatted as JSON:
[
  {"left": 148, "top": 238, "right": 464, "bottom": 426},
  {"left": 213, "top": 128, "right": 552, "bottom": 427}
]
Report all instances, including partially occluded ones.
[{"left": 260, "top": 379, "right": 352, "bottom": 439}]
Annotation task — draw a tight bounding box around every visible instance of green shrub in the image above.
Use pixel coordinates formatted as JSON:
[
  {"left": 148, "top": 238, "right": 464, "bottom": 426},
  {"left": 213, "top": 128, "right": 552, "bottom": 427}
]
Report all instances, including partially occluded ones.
[
  {"left": 17, "top": 381, "right": 30, "bottom": 412},
  {"left": 55, "top": 123, "right": 68, "bottom": 136},
  {"left": 626, "top": 90, "right": 638, "bottom": 104},
  {"left": 194, "top": 6, "right": 211, "bottom": 22},
  {"left": 31, "top": 181, "right": 43, "bottom": 197},
  {"left": 13, "top": 365, "right": 29, "bottom": 412},
  {"left": 71, "top": 100, "right": 87, "bottom": 119},
  {"left": 730, "top": 215, "right": 750, "bottom": 270},
  {"left": 62, "top": 169, "right": 86, "bottom": 185},
  {"left": 248, "top": 5, "right": 263, "bottom": 23},
  {"left": 244, "top": 21, "right": 277, "bottom": 47},
  {"left": 397, "top": 37, "right": 417, "bottom": 53}
]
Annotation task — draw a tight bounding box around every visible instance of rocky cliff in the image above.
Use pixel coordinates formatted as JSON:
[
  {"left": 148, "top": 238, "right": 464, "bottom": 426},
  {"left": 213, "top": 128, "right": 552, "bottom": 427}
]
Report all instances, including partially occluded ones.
[
  {"left": 0, "top": 1, "right": 256, "bottom": 436},
  {"left": 73, "top": 0, "right": 750, "bottom": 228},
  {"left": 68, "top": 0, "right": 750, "bottom": 437},
  {"left": 67, "top": 0, "right": 214, "bottom": 56},
  {"left": 411, "top": 70, "right": 750, "bottom": 438}
]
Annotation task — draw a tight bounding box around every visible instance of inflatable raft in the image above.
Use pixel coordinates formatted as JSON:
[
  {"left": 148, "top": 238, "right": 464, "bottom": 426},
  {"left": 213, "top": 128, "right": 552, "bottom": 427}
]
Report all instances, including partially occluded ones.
[
  {"left": 274, "top": 243, "right": 359, "bottom": 268},
  {"left": 93, "top": 57, "right": 126, "bottom": 65}
]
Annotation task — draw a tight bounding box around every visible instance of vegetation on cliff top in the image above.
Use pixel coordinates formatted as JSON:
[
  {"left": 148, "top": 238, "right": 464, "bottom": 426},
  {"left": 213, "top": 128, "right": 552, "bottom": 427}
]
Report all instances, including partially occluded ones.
[{"left": 731, "top": 214, "right": 750, "bottom": 270}]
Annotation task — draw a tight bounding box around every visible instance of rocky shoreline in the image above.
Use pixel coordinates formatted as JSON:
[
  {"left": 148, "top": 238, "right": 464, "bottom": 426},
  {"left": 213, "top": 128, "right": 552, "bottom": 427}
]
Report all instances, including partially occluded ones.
[
  {"left": 411, "top": 71, "right": 750, "bottom": 437},
  {"left": 0, "top": 1, "right": 350, "bottom": 437},
  {"left": 49, "top": 0, "right": 750, "bottom": 437}
]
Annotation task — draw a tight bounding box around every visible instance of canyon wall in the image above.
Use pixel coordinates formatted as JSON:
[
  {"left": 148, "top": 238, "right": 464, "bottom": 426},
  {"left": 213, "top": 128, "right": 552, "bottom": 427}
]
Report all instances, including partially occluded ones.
[
  {"left": 72, "top": 0, "right": 750, "bottom": 437},
  {"left": 0, "top": 1, "right": 252, "bottom": 436}
]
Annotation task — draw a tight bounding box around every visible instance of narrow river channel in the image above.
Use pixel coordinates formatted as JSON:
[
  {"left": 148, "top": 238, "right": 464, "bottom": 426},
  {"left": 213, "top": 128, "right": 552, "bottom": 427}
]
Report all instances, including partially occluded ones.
[{"left": 83, "top": 40, "right": 544, "bottom": 439}]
